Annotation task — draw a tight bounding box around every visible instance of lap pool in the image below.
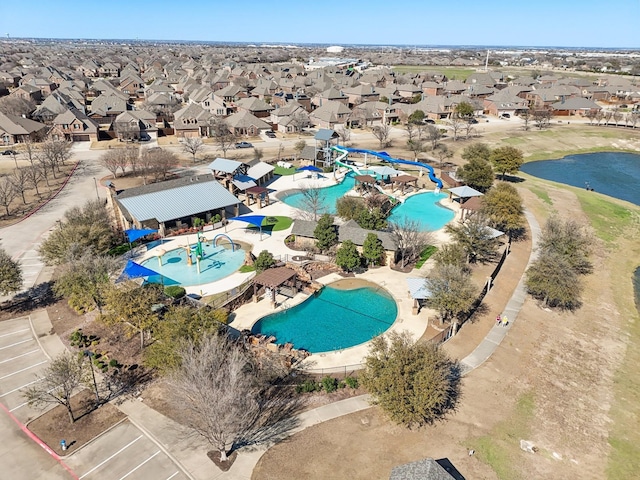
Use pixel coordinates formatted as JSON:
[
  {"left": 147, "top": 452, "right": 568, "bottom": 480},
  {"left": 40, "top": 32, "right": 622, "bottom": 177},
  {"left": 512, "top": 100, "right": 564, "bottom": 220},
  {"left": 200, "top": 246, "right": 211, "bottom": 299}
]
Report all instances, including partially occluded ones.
[{"left": 251, "top": 280, "right": 397, "bottom": 353}]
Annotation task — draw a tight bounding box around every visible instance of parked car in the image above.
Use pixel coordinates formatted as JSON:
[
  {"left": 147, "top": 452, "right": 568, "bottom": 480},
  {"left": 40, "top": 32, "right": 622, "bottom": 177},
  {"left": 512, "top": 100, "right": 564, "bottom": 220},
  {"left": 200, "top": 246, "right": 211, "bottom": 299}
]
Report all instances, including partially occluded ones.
[
  {"left": 1, "top": 149, "right": 18, "bottom": 156},
  {"left": 235, "top": 141, "right": 253, "bottom": 149},
  {"left": 424, "top": 119, "right": 436, "bottom": 124},
  {"left": 500, "top": 113, "right": 511, "bottom": 119},
  {"left": 468, "top": 118, "right": 479, "bottom": 124},
  {"left": 265, "top": 130, "right": 276, "bottom": 138}
]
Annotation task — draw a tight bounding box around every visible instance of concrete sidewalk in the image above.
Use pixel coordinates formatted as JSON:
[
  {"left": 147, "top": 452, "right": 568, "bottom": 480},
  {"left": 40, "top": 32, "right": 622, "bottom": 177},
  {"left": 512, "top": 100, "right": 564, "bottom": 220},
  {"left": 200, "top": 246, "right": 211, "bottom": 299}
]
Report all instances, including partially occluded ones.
[{"left": 460, "top": 210, "right": 541, "bottom": 373}]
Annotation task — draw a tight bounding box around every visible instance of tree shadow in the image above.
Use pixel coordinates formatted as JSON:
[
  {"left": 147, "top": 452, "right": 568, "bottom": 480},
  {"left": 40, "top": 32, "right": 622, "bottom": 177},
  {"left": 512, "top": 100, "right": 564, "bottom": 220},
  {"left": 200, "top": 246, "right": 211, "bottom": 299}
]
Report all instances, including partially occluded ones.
[
  {"left": 498, "top": 174, "right": 525, "bottom": 183},
  {"left": 436, "top": 458, "right": 466, "bottom": 480},
  {"left": 1, "top": 281, "right": 58, "bottom": 314}
]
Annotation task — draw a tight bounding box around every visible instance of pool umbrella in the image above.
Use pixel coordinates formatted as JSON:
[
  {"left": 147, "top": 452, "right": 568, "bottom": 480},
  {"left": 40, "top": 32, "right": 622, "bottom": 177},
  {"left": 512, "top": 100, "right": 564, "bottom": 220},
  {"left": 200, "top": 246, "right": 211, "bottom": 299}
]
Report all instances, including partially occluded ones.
[
  {"left": 124, "top": 228, "right": 158, "bottom": 255},
  {"left": 296, "top": 165, "right": 322, "bottom": 172},
  {"left": 295, "top": 164, "right": 322, "bottom": 181},
  {"left": 116, "top": 260, "right": 162, "bottom": 283},
  {"left": 228, "top": 214, "right": 267, "bottom": 240}
]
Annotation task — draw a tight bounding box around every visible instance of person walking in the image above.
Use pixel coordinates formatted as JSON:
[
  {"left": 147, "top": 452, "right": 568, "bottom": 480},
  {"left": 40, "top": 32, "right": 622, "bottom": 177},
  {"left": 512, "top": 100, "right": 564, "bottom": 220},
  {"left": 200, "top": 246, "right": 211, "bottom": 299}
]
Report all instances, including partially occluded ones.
[
  {"left": 496, "top": 314, "right": 501, "bottom": 326},
  {"left": 501, "top": 315, "right": 509, "bottom": 327}
]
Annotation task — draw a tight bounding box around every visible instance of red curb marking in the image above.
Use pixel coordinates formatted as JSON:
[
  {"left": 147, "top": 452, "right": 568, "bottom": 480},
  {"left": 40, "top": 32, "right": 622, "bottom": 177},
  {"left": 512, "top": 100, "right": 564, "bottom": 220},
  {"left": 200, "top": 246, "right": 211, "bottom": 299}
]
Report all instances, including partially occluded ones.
[{"left": 0, "top": 402, "right": 79, "bottom": 480}]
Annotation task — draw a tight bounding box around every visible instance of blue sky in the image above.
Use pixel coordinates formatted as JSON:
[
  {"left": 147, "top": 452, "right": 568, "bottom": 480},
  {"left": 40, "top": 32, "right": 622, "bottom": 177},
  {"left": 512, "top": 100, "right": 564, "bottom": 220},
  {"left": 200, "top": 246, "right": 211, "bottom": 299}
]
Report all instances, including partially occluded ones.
[{"left": 1, "top": 0, "right": 638, "bottom": 48}]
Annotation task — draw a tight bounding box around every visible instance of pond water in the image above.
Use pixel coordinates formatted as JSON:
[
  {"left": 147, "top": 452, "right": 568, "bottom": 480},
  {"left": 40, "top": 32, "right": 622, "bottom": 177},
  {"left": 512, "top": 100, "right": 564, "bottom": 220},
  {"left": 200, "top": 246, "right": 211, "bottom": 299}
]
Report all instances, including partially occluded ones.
[{"left": 520, "top": 152, "right": 640, "bottom": 206}]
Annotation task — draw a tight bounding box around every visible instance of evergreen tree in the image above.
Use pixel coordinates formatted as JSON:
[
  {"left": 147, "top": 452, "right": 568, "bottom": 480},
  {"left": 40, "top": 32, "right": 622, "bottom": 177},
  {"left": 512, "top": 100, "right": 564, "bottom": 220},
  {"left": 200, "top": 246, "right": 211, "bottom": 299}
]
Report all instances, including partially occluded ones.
[{"left": 314, "top": 214, "right": 338, "bottom": 252}]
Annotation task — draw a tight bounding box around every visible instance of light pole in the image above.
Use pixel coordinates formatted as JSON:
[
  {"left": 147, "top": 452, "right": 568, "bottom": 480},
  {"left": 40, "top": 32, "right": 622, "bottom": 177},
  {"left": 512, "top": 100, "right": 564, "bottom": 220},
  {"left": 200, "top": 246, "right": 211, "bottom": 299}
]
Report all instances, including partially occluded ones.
[
  {"left": 93, "top": 177, "right": 99, "bottom": 200},
  {"left": 83, "top": 350, "right": 100, "bottom": 403}
]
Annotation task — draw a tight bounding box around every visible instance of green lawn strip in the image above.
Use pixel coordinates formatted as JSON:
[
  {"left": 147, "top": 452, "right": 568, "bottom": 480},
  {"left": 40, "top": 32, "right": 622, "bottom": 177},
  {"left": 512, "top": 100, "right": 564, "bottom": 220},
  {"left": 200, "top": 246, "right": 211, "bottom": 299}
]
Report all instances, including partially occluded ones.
[
  {"left": 469, "top": 391, "right": 536, "bottom": 480},
  {"left": 274, "top": 165, "right": 297, "bottom": 176},
  {"left": 246, "top": 216, "right": 293, "bottom": 233},
  {"left": 414, "top": 245, "right": 437, "bottom": 269},
  {"left": 239, "top": 265, "right": 256, "bottom": 273},
  {"left": 575, "top": 191, "right": 636, "bottom": 243},
  {"left": 527, "top": 186, "right": 553, "bottom": 206}
]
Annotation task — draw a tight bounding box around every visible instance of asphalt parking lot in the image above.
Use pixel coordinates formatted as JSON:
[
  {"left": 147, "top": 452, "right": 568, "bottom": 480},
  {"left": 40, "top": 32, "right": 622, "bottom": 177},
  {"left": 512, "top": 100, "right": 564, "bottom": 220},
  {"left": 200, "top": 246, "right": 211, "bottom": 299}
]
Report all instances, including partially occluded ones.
[{"left": 0, "top": 315, "right": 190, "bottom": 480}]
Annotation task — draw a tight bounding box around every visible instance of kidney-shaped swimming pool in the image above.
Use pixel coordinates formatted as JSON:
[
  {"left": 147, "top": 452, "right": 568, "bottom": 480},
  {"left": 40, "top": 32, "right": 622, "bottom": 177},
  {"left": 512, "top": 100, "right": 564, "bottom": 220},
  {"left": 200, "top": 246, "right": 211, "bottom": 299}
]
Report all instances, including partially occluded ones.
[{"left": 251, "top": 280, "right": 397, "bottom": 353}]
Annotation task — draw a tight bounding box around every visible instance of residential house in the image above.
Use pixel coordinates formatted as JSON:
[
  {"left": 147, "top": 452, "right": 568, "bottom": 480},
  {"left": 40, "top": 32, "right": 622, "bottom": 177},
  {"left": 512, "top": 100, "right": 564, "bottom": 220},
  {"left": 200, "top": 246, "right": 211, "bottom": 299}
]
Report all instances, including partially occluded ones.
[
  {"left": 50, "top": 108, "right": 100, "bottom": 142},
  {"left": 112, "top": 110, "right": 158, "bottom": 140},
  {"left": 550, "top": 97, "right": 601, "bottom": 116},
  {"left": 235, "top": 97, "right": 274, "bottom": 119},
  {"left": 341, "top": 84, "right": 380, "bottom": 106},
  {"left": 173, "top": 103, "right": 214, "bottom": 138},
  {"left": 32, "top": 91, "right": 82, "bottom": 124},
  {"left": 270, "top": 102, "right": 310, "bottom": 133},
  {"left": 98, "top": 62, "right": 120, "bottom": 77},
  {"left": 312, "top": 87, "right": 349, "bottom": 107},
  {"left": 484, "top": 90, "right": 529, "bottom": 117},
  {"left": 309, "top": 100, "right": 352, "bottom": 129},
  {"left": 89, "top": 92, "right": 129, "bottom": 126},
  {"left": 10, "top": 84, "right": 42, "bottom": 103},
  {"left": 352, "top": 101, "right": 398, "bottom": 126},
  {"left": 0, "top": 112, "right": 48, "bottom": 144},
  {"left": 225, "top": 110, "right": 271, "bottom": 137}
]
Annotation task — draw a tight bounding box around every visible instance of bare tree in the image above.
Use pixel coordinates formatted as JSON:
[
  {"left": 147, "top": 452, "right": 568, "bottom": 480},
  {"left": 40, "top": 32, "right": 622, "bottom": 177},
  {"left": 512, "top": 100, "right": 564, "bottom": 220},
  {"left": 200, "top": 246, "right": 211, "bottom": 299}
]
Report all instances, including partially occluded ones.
[
  {"left": 533, "top": 110, "right": 551, "bottom": 130},
  {"left": 209, "top": 117, "right": 235, "bottom": 156},
  {"left": 298, "top": 183, "right": 327, "bottom": 221},
  {"left": 100, "top": 149, "right": 121, "bottom": 178},
  {"left": 23, "top": 353, "right": 86, "bottom": 424},
  {"left": 435, "top": 144, "right": 453, "bottom": 170},
  {"left": 389, "top": 218, "right": 433, "bottom": 268},
  {"left": 289, "top": 110, "right": 310, "bottom": 133},
  {"left": 594, "top": 110, "right": 604, "bottom": 126},
  {"left": 139, "top": 148, "right": 177, "bottom": 184},
  {"left": 372, "top": 124, "right": 391, "bottom": 148},
  {"left": 448, "top": 117, "right": 464, "bottom": 141},
  {"left": 23, "top": 140, "right": 39, "bottom": 167},
  {"left": 336, "top": 126, "right": 351, "bottom": 144},
  {"left": 426, "top": 124, "right": 442, "bottom": 150},
  {"left": 124, "top": 146, "right": 139, "bottom": 176},
  {"left": 463, "top": 122, "right": 476, "bottom": 140},
  {"left": 612, "top": 107, "right": 623, "bottom": 126},
  {"left": 10, "top": 168, "right": 29, "bottom": 204},
  {"left": 182, "top": 137, "right": 204, "bottom": 162},
  {"left": 0, "top": 96, "right": 35, "bottom": 116},
  {"left": 0, "top": 177, "right": 17, "bottom": 216},
  {"left": 168, "top": 335, "right": 263, "bottom": 463},
  {"left": 23, "top": 165, "right": 44, "bottom": 197},
  {"left": 603, "top": 110, "right": 613, "bottom": 126},
  {"left": 39, "top": 139, "right": 73, "bottom": 177},
  {"left": 293, "top": 140, "right": 307, "bottom": 160},
  {"left": 521, "top": 109, "right": 532, "bottom": 130},
  {"left": 585, "top": 110, "right": 598, "bottom": 126}
]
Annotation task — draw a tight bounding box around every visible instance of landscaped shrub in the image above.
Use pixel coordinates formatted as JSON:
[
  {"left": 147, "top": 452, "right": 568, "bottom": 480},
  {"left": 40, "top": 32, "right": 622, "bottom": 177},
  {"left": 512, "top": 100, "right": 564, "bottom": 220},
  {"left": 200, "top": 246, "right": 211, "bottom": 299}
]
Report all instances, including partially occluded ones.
[
  {"left": 321, "top": 376, "right": 339, "bottom": 393},
  {"left": 164, "top": 286, "right": 186, "bottom": 299},
  {"left": 296, "top": 379, "right": 319, "bottom": 393},
  {"left": 108, "top": 359, "right": 119, "bottom": 368},
  {"left": 344, "top": 376, "right": 359, "bottom": 389}
]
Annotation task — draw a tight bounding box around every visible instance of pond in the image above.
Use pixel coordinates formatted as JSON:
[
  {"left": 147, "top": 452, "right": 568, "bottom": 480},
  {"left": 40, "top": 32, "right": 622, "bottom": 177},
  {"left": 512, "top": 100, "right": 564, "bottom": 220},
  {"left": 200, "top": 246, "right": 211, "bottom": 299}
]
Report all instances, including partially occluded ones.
[{"left": 520, "top": 152, "right": 640, "bottom": 206}]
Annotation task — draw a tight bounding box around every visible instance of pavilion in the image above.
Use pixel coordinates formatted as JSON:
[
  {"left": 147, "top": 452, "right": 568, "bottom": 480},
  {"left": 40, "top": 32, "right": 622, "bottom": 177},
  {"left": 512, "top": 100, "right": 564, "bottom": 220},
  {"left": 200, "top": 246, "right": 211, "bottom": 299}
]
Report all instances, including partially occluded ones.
[{"left": 252, "top": 267, "right": 299, "bottom": 308}]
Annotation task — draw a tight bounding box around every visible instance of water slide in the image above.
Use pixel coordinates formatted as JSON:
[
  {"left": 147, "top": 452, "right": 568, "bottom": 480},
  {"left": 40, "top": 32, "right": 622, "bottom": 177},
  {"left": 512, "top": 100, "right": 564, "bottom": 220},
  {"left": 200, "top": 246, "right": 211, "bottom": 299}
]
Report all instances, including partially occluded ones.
[{"left": 331, "top": 145, "right": 443, "bottom": 190}]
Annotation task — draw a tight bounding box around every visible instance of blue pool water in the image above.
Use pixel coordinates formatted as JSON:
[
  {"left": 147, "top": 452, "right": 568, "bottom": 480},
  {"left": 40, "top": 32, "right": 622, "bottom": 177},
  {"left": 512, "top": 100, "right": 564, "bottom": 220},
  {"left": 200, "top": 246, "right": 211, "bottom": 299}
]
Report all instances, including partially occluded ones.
[
  {"left": 141, "top": 244, "right": 245, "bottom": 287},
  {"left": 251, "top": 283, "right": 397, "bottom": 353},
  {"left": 280, "top": 175, "right": 356, "bottom": 215},
  {"left": 388, "top": 192, "right": 455, "bottom": 231},
  {"left": 281, "top": 174, "right": 454, "bottom": 230},
  {"left": 520, "top": 152, "right": 640, "bottom": 206}
]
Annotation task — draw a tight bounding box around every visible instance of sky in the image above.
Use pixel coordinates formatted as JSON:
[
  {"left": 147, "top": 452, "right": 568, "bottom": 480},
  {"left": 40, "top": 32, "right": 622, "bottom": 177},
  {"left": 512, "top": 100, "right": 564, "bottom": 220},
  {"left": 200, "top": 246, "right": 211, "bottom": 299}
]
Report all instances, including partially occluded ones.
[{"left": 1, "top": 0, "right": 638, "bottom": 49}]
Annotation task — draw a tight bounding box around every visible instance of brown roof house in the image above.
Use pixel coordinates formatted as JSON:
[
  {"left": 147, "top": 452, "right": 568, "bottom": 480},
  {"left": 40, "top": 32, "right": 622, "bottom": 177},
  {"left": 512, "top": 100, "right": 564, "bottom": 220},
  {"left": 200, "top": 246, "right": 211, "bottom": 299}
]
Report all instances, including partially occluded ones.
[
  {"left": 225, "top": 110, "right": 271, "bottom": 137},
  {"left": 50, "top": 108, "right": 100, "bottom": 142},
  {"left": 0, "top": 112, "right": 48, "bottom": 145}
]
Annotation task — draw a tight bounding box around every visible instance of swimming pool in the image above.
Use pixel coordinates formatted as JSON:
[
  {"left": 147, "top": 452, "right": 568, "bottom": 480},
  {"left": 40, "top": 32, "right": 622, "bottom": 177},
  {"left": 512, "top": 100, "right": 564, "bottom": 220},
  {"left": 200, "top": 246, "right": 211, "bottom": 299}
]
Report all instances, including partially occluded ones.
[
  {"left": 388, "top": 192, "right": 455, "bottom": 231},
  {"left": 140, "top": 243, "right": 245, "bottom": 287},
  {"left": 251, "top": 280, "right": 397, "bottom": 353},
  {"left": 280, "top": 174, "right": 454, "bottom": 231}
]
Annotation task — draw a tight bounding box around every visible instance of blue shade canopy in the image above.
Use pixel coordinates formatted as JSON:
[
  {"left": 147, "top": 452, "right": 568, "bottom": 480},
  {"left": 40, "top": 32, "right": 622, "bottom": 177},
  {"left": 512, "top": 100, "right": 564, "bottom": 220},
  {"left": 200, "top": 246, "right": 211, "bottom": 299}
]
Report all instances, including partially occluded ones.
[
  {"left": 296, "top": 165, "right": 323, "bottom": 172},
  {"left": 228, "top": 215, "right": 267, "bottom": 228},
  {"left": 117, "top": 260, "right": 161, "bottom": 283},
  {"left": 124, "top": 228, "right": 158, "bottom": 243}
]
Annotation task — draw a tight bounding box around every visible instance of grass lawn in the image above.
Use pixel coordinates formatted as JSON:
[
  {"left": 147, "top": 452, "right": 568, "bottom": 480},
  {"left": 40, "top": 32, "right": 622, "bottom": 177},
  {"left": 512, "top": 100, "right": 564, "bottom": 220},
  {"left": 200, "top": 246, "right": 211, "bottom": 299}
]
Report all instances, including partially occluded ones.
[
  {"left": 414, "top": 245, "right": 437, "bottom": 269},
  {"left": 274, "top": 165, "right": 297, "bottom": 176},
  {"left": 246, "top": 216, "right": 293, "bottom": 234}
]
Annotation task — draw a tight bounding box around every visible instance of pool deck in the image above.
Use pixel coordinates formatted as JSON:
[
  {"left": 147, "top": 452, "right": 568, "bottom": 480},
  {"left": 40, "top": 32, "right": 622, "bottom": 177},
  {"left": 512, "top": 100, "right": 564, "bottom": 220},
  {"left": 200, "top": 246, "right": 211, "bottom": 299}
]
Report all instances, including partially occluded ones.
[{"left": 138, "top": 166, "right": 463, "bottom": 369}]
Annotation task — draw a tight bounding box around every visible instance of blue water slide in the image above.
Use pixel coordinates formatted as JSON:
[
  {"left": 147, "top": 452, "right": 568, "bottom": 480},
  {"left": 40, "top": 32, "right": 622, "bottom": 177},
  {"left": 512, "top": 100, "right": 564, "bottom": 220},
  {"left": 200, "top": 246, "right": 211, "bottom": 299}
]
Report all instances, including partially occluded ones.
[{"left": 331, "top": 145, "right": 443, "bottom": 189}]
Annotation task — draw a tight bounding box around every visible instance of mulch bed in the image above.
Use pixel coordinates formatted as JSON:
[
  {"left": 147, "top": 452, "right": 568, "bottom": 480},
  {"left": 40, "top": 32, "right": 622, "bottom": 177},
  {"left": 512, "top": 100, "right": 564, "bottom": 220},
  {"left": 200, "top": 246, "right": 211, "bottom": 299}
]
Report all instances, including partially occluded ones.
[
  {"left": 28, "top": 389, "right": 126, "bottom": 456},
  {"left": 207, "top": 450, "right": 238, "bottom": 471}
]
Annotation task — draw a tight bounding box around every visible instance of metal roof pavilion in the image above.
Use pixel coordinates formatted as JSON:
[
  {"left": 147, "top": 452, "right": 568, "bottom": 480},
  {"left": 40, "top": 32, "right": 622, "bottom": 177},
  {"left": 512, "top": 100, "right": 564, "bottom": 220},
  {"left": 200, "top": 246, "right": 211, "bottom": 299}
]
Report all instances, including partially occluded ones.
[
  {"left": 116, "top": 177, "right": 240, "bottom": 223},
  {"left": 208, "top": 158, "right": 244, "bottom": 174}
]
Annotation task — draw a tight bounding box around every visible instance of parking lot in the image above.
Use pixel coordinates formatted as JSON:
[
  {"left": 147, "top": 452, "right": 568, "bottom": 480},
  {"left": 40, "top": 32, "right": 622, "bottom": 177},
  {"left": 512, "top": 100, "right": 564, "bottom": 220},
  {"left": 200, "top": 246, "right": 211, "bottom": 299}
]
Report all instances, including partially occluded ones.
[{"left": 0, "top": 315, "right": 190, "bottom": 480}]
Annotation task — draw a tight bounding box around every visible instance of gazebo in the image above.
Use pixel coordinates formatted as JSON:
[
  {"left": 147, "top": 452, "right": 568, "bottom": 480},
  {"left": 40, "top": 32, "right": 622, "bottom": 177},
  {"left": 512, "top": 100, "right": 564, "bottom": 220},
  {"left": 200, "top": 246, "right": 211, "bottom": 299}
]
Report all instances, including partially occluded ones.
[
  {"left": 245, "top": 186, "right": 270, "bottom": 208},
  {"left": 391, "top": 174, "right": 419, "bottom": 194},
  {"left": 252, "top": 267, "right": 298, "bottom": 308},
  {"left": 354, "top": 174, "right": 377, "bottom": 193},
  {"left": 407, "top": 277, "right": 432, "bottom": 315}
]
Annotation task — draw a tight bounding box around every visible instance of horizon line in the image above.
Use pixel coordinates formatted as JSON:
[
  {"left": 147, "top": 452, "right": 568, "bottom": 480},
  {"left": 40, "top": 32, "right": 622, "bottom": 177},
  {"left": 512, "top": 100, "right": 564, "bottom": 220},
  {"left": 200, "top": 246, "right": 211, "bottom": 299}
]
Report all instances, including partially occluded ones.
[{"left": 2, "top": 36, "right": 639, "bottom": 51}]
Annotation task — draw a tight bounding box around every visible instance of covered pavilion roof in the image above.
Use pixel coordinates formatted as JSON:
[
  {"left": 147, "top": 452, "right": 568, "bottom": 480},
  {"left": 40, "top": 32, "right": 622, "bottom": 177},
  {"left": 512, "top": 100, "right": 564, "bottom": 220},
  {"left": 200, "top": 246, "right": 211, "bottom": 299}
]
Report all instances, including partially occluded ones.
[{"left": 252, "top": 267, "right": 297, "bottom": 289}]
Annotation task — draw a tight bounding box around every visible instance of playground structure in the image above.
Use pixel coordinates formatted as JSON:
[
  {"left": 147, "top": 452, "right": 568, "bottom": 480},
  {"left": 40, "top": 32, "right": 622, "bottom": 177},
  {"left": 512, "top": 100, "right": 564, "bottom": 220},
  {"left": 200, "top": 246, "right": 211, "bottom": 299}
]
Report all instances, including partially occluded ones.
[{"left": 331, "top": 145, "right": 443, "bottom": 191}]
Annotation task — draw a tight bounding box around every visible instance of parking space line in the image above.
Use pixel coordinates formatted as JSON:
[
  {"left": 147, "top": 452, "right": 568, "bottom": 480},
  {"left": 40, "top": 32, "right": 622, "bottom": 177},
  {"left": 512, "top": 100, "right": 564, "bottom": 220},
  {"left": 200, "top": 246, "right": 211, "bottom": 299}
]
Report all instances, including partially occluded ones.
[
  {"left": 166, "top": 472, "right": 180, "bottom": 480},
  {"left": 9, "top": 400, "right": 30, "bottom": 412},
  {"left": 79, "top": 434, "right": 144, "bottom": 479},
  {"left": 0, "top": 378, "right": 42, "bottom": 397},
  {"left": 0, "top": 349, "right": 40, "bottom": 364},
  {"left": 0, "top": 328, "right": 30, "bottom": 338},
  {"left": 0, "top": 361, "right": 48, "bottom": 380},
  {"left": 0, "top": 339, "right": 32, "bottom": 351},
  {"left": 118, "top": 450, "right": 161, "bottom": 480}
]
